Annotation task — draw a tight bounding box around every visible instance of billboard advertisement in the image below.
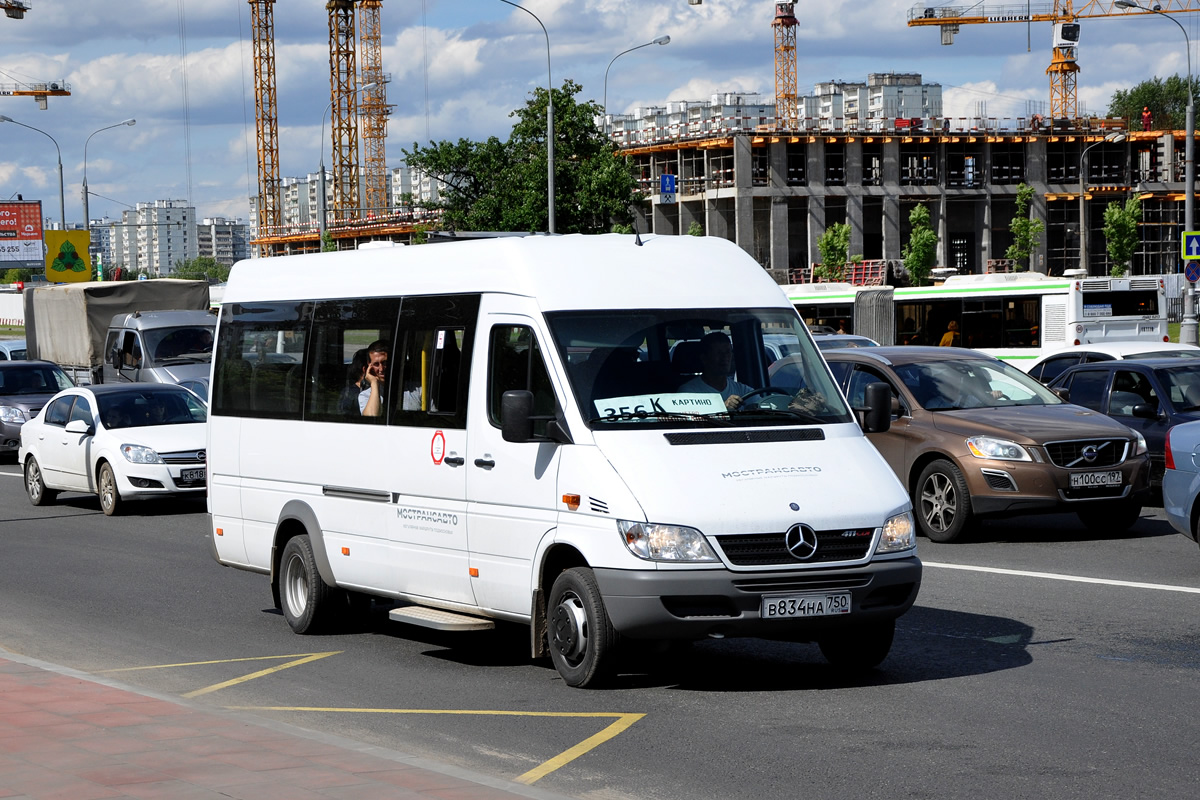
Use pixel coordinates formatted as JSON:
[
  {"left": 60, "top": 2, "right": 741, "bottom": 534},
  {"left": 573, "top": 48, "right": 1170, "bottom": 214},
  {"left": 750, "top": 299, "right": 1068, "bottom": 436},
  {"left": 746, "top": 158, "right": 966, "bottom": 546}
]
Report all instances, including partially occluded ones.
[
  {"left": 44, "top": 230, "right": 93, "bottom": 283},
  {"left": 0, "top": 200, "right": 45, "bottom": 269}
]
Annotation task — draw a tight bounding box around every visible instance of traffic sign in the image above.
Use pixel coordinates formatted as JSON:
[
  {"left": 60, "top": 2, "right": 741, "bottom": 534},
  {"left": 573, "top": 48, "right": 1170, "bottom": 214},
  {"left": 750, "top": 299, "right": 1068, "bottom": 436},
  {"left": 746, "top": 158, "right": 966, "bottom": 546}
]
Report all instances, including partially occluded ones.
[
  {"left": 1183, "top": 231, "right": 1200, "bottom": 260},
  {"left": 659, "top": 173, "right": 676, "bottom": 204},
  {"left": 1187, "top": 260, "right": 1200, "bottom": 283}
]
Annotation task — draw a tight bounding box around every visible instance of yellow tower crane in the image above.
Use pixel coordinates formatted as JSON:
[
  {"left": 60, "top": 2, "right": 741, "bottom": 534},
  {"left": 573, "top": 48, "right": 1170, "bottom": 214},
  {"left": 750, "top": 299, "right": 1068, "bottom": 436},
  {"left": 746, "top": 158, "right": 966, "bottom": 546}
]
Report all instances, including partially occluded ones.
[
  {"left": 0, "top": 78, "right": 69, "bottom": 110},
  {"left": 358, "top": 0, "right": 391, "bottom": 218},
  {"left": 773, "top": 1, "right": 799, "bottom": 130},
  {"left": 908, "top": 2, "right": 1200, "bottom": 122},
  {"left": 2, "top": 1, "right": 30, "bottom": 20},
  {"left": 327, "top": 0, "right": 361, "bottom": 220},
  {"left": 248, "top": 0, "right": 281, "bottom": 255}
]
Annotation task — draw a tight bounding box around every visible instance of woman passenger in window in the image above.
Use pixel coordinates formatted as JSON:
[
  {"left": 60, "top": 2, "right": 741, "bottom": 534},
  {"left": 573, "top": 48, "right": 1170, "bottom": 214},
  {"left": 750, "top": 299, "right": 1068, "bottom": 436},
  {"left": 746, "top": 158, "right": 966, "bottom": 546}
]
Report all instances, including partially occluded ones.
[{"left": 339, "top": 349, "right": 368, "bottom": 415}]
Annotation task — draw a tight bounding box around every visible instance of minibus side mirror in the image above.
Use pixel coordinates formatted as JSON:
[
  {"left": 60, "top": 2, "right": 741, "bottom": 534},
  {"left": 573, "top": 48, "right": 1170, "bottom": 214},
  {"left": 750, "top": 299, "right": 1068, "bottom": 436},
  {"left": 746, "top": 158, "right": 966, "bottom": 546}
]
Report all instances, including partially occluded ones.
[
  {"left": 501, "top": 390, "right": 535, "bottom": 443},
  {"left": 862, "top": 382, "right": 892, "bottom": 434}
]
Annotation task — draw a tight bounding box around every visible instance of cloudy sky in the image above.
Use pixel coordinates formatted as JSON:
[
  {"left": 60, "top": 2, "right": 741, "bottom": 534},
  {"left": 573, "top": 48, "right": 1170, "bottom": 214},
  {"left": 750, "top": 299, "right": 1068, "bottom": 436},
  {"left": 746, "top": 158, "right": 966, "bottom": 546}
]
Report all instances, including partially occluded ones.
[{"left": 2, "top": 0, "right": 1199, "bottom": 226}]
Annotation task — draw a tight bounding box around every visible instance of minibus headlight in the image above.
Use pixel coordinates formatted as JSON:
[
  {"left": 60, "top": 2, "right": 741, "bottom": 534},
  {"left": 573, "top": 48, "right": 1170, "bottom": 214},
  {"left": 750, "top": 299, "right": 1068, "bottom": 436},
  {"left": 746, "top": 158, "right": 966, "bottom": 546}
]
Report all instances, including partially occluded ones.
[
  {"left": 1133, "top": 431, "right": 1148, "bottom": 457},
  {"left": 966, "top": 436, "right": 1031, "bottom": 461},
  {"left": 0, "top": 405, "right": 25, "bottom": 424},
  {"left": 120, "top": 444, "right": 163, "bottom": 464},
  {"left": 877, "top": 511, "right": 916, "bottom": 553},
  {"left": 617, "top": 520, "right": 718, "bottom": 562}
]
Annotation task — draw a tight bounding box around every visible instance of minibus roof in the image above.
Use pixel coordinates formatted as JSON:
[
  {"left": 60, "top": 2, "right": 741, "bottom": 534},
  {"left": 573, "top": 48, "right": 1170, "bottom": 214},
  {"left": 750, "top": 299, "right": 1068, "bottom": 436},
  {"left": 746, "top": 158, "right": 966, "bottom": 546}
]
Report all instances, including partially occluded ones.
[{"left": 223, "top": 234, "right": 790, "bottom": 312}]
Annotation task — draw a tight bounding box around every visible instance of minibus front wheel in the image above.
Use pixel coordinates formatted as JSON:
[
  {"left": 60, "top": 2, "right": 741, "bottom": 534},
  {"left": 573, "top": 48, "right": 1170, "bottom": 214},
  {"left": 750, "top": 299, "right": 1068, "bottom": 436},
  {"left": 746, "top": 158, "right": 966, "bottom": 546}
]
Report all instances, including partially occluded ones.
[
  {"left": 547, "top": 567, "right": 618, "bottom": 688},
  {"left": 280, "top": 534, "right": 332, "bottom": 634}
]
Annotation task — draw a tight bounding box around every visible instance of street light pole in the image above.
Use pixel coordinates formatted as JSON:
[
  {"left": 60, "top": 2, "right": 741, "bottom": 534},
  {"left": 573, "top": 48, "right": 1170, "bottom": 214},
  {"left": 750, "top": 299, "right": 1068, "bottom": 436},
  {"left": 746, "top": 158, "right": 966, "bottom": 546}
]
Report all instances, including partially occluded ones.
[
  {"left": 1117, "top": 0, "right": 1196, "bottom": 344},
  {"left": 0, "top": 115, "right": 64, "bottom": 228},
  {"left": 83, "top": 119, "right": 136, "bottom": 234},
  {"left": 1078, "top": 132, "right": 1126, "bottom": 275},
  {"left": 604, "top": 35, "right": 671, "bottom": 127},
  {"left": 499, "top": 0, "right": 554, "bottom": 233},
  {"left": 318, "top": 82, "right": 376, "bottom": 244}
]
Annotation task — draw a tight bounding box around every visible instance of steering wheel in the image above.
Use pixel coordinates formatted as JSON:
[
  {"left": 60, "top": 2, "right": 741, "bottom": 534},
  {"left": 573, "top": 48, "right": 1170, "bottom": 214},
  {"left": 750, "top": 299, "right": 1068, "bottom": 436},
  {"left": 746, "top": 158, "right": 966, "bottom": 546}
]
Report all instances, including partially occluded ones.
[{"left": 737, "top": 387, "right": 792, "bottom": 407}]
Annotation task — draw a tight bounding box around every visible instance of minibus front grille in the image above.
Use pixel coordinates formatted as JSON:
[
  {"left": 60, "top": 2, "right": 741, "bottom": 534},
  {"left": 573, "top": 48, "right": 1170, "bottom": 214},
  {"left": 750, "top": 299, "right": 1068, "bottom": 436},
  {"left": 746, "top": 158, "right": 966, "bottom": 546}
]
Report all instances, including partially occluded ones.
[
  {"left": 715, "top": 530, "right": 873, "bottom": 566},
  {"left": 663, "top": 429, "right": 824, "bottom": 446}
]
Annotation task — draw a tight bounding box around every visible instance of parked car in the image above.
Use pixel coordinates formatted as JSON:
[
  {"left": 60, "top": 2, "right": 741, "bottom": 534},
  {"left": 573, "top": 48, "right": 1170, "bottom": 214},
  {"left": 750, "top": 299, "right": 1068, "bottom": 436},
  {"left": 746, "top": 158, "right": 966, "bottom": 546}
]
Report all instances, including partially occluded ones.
[
  {"left": 821, "top": 346, "right": 1151, "bottom": 541},
  {"left": 1047, "top": 358, "right": 1200, "bottom": 489},
  {"left": 0, "top": 339, "right": 28, "bottom": 360},
  {"left": 812, "top": 334, "right": 879, "bottom": 350},
  {"left": 1162, "top": 419, "right": 1200, "bottom": 546},
  {"left": 1026, "top": 341, "right": 1200, "bottom": 384},
  {"left": 19, "top": 383, "right": 207, "bottom": 515},
  {"left": 0, "top": 361, "right": 74, "bottom": 457},
  {"left": 176, "top": 377, "right": 208, "bottom": 403}
]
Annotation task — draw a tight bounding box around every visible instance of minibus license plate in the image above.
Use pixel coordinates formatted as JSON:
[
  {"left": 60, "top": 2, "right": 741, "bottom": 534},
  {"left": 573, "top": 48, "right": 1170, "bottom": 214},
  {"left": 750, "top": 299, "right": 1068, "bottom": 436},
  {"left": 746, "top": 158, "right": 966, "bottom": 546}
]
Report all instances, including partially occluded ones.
[
  {"left": 762, "top": 592, "right": 850, "bottom": 619},
  {"left": 181, "top": 467, "right": 205, "bottom": 482},
  {"left": 1070, "top": 470, "right": 1121, "bottom": 488}
]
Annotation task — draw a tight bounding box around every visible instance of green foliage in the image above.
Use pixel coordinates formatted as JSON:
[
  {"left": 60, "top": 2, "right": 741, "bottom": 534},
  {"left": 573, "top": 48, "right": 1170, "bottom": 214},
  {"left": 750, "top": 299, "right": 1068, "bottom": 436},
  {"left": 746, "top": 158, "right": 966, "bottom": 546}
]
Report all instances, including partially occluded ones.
[
  {"left": 403, "top": 79, "right": 639, "bottom": 233},
  {"left": 321, "top": 230, "right": 336, "bottom": 252},
  {"left": 3, "top": 268, "right": 33, "bottom": 283},
  {"left": 171, "top": 257, "right": 230, "bottom": 282},
  {"left": 1005, "top": 183, "right": 1045, "bottom": 271},
  {"left": 611, "top": 222, "right": 634, "bottom": 234},
  {"left": 687, "top": 221, "right": 704, "bottom": 236},
  {"left": 411, "top": 224, "right": 429, "bottom": 245},
  {"left": 902, "top": 204, "right": 938, "bottom": 287},
  {"left": 1108, "top": 75, "right": 1200, "bottom": 130},
  {"left": 1103, "top": 196, "right": 1141, "bottom": 277},
  {"left": 815, "top": 223, "right": 851, "bottom": 281}
]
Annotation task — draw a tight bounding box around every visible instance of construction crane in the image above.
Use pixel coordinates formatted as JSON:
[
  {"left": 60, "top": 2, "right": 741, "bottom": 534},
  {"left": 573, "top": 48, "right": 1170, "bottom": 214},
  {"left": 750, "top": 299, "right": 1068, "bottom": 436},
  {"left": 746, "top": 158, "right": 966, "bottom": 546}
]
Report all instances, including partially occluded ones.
[
  {"left": 2, "top": 1, "right": 30, "bottom": 20},
  {"left": 358, "top": 0, "right": 391, "bottom": 218},
  {"left": 773, "top": 1, "right": 799, "bottom": 130},
  {"left": 327, "top": 0, "right": 362, "bottom": 219},
  {"left": 0, "top": 78, "right": 69, "bottom": 110},
  {"left": 908, "top": 2, "right": 1200, "bottom": 121},
  {"left": 248, "top": 0, "right": 281, "bottom": 255}
]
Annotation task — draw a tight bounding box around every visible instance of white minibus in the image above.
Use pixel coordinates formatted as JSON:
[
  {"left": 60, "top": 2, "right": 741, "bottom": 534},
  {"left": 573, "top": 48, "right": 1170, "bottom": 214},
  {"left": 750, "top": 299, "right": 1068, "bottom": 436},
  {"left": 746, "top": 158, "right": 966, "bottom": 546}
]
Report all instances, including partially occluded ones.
[{"left": 207, "top": 234, "right": 921, "bottom": 687}]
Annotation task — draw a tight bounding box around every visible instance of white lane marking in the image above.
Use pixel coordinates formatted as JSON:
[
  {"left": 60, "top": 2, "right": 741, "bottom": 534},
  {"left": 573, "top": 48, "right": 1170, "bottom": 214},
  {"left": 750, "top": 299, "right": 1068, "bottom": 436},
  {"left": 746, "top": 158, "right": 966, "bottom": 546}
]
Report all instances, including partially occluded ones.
[
  {"left": 0, "top": 471, "right": 21, "bottom": 477},
  {"left": 924, "top": 560, "right": 1200, "bottom": 595}
]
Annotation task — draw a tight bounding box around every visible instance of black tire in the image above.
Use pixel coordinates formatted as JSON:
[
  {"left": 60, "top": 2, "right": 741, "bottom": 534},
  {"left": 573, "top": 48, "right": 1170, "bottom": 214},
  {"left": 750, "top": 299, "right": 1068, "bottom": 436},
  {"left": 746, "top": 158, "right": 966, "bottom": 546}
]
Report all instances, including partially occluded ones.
[
  {"left": 98, "top": 462, "right": 121, "bottom": 516},
  {"left": 547, "top": 567, "right": 619, "bottom": 688},
  {"left": 818, "top": 619, "right": 895, "bottom": 670},
  {"left": 279, "top": 535, "right": 332, "bottom": 634},
  {"left": 1076, "top": 500, "right": 1142, "bottom": 534},
  {"left": 915, "top": 459, "right": 973, "bottom": 543},
  {"left": 24, "top": 456, "right": 56, "bottom": 507}
]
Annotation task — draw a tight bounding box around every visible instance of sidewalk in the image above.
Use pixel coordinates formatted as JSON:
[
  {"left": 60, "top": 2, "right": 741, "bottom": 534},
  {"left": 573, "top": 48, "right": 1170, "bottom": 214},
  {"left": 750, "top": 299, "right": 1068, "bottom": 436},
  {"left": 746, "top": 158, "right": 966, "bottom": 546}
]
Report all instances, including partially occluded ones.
[{"left": 0, "top": 651, "right": 574, "bottom": 800}]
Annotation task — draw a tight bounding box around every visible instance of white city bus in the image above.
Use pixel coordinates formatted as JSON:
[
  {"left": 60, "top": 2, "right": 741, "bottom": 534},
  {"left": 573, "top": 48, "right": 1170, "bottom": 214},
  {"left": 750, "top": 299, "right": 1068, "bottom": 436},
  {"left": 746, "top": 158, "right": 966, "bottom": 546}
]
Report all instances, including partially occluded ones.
[
  {"left": 787, "top": 272, "right": 1169, "bottom": 369},
  {"left": 206, "top": 234, "right": 921, "bottom": 687}
]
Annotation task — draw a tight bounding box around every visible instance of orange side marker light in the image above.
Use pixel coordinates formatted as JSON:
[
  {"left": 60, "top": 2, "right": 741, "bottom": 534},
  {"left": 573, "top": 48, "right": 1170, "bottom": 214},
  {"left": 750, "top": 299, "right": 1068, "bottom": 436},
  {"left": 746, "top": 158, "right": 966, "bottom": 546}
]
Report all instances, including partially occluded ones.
[
  {"left": 341, "top": 547, "right": 350, "bottom": 556},
  {"left": 562, "top": 493, "right": 581, "bottom": 511},
  {"left": 215, "top": 528, "right": 223, "bottom": 537},
  {"left": 469, "top": 567, "right": 479, "bottom": 578}
]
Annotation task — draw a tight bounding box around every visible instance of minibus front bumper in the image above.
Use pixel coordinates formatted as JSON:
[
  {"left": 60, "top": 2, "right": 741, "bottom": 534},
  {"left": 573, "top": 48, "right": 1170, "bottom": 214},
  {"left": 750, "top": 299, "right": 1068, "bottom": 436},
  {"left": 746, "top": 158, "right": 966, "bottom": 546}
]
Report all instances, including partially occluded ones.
[{"left": 592, "top": 557, "right": 921, "bottom": 640}]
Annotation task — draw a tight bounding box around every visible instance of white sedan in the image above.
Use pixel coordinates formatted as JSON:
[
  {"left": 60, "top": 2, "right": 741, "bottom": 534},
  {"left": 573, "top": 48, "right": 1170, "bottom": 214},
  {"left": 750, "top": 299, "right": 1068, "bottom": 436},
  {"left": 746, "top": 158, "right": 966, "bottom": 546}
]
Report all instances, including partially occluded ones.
[{"left": 19, "top": 383, "right": 207, "bottom": 516}]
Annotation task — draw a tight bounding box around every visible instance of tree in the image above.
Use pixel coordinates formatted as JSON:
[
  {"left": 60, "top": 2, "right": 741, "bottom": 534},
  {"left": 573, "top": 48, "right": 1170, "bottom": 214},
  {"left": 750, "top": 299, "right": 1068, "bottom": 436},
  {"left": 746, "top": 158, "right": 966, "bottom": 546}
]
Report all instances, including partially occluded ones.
[
  {"left": 1103, "top": 196, "right": 1141, "bottom": 277},
  {"left": 1006, "top": 183, "right": 1044, "bottom": 271},
  {"left": 815, "top": 222, "right": 851, "bottom": 281},
  {"left": 321, "top": 230, "right": 336, "bottom": 252},
  {"left": 171, "top": 257, "right": 230, "bottom": 282},
  {"left": 687, "top": 221, "right": 704, "bottom": 236},
  {"left": 1108, "top": 75, "right": 1200, "bottom": 131},
  {"left": 403, "top": 79, "right": 640, "bottom": 233},
  {"left": 902, "top": 204, "right": 937, "bottom": 286},
  {"left": 2, "top": 267, "right": 33, "bottom": 283}
]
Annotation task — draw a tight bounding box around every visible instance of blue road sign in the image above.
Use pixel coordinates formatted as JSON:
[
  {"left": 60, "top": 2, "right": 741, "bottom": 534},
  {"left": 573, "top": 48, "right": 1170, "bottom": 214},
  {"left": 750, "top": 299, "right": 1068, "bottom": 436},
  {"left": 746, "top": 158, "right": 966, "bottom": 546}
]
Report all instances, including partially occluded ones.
[
  {"left": 659, "top": 174, "right": 676, "bottom": 195},
  {"left": 1183, "top": 231, "right": 1200, "bottom": 261},
  {"left": 1187, "top": 260, "right": 1200, "bottom": 283}
]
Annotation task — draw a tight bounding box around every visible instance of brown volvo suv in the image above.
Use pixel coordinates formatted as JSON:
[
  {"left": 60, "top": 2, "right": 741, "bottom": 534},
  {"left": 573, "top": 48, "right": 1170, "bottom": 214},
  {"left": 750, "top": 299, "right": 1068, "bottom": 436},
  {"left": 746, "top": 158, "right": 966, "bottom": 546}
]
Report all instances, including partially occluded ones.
[{"left": 811, "top": 347, "right": 1152, "bottom": 542}]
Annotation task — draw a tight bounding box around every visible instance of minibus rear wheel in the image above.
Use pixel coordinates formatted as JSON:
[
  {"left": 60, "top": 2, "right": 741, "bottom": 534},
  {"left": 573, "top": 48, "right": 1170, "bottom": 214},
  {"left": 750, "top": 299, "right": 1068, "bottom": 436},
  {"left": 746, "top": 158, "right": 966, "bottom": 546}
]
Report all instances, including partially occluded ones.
[
  {"left": 818, "top": 619, "right": 895, "bottom": 670},
  {"left": 547, "top": 567, "right": 618, "bottom": 688},
  {"left": 280, "top": 535, "right": 331, "bottom": 634}
]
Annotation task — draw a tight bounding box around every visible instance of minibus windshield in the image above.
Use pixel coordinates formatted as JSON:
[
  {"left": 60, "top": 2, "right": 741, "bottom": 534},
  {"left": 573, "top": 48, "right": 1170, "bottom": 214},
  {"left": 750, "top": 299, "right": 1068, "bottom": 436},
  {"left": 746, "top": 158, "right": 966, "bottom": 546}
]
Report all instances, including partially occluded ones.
[{"left": 545, "top": 307, "right": 853, "bottom": 428}]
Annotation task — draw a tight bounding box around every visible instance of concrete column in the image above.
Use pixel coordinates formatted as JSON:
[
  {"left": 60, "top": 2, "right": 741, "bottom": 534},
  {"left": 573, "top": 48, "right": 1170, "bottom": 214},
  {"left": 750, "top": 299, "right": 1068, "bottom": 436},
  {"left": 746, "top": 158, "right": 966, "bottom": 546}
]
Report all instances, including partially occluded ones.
[
  {"left": 807, "top": 138, "right": 826, "bottom": 268},
  {"left": 979, "top": 196, "right": 991, "bottom": 273},
  {"left": 768, "top": 139, "right": 790, "bottom": 280},
  {"left": 845, "top": 141, "right": 864, "bottom": 258},
  {"left": 937, "top": 194, "right": 948, "bottom": 270},
  {"left": 733, "top": 135, "right": 754, "bottom": 256},
  {"left": 882, "top": 139, "right": 902, "bottom": 259},
  {"left": 1026, "top": 138, "right": 1049, "bottom": 273}
]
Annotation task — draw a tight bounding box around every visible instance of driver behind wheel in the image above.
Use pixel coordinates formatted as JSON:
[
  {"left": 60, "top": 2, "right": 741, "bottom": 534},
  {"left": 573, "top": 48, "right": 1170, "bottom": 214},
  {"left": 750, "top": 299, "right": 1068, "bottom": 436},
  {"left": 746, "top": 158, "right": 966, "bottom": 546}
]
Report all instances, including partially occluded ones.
[{"left": 678, "top": 331, "right": 755, "bottom": 410}]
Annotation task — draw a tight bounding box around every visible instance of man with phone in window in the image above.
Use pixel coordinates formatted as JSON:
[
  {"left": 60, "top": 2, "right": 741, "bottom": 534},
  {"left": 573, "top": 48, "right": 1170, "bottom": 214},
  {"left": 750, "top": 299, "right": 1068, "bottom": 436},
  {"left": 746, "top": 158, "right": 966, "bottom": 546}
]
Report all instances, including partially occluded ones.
[{"left": 359, "top": 340, "right": 389, "bottom": 417}]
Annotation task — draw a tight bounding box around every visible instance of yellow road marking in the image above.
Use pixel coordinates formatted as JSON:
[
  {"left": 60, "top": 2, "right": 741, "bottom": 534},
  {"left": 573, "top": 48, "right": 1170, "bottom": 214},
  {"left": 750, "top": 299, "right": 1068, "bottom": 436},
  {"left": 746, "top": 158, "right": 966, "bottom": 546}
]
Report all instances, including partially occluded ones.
[
  {"left": 182, "top": 652, "right": 340, "bottom": 698},
  {"left": 98, "top": 652, "right": 342, "bottom": 673},
  {"left": 228, "top": 705, "right": 645, "bottom": 783}
]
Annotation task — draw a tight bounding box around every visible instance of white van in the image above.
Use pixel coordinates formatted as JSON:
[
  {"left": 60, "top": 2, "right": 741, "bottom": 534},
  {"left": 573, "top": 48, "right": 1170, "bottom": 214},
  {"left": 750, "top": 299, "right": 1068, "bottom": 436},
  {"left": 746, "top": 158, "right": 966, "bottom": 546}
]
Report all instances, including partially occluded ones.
[{"left": 207, "top": 234, "right": 920, "bottom": 687}]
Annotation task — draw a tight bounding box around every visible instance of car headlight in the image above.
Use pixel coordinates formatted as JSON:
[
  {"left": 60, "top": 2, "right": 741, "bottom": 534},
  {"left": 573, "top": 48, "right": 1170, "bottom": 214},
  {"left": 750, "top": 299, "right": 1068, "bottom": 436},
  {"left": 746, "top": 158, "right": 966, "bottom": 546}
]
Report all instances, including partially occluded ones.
[
  {"left": 617, "top": 520, "right": 719, "bottom": 562},
  {"left": 0, "top": 405, "right": 25, "bottom": 424},
  {"left": 877, "top": 511, "right": 916, "bottom": 553},
  {"left": 120, "top": 444, "right": 163, "bottom": 464},
  {"left": 1133, "top": 430, "right": 1148, "bottom": 457},
  {"left": 966, "top": 436, "right": 1031, "bottom": 461}
]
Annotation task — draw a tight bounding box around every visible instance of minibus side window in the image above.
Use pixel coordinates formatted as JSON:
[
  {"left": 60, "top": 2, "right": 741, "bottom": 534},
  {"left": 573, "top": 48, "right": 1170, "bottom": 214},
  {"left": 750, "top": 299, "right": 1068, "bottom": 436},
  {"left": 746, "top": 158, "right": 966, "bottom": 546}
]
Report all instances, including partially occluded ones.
[
  {"left": 488, "top": 325, "right": 555, "bottom": 436},
  {"left": 391, "top": 294, "right": 479, "bottom": 429},
  {"left": 305, "top": 298, "right": 399, "bottom": 423},
  {"left": 212, "top": 302, "right": 312, "bottom": 420}
]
